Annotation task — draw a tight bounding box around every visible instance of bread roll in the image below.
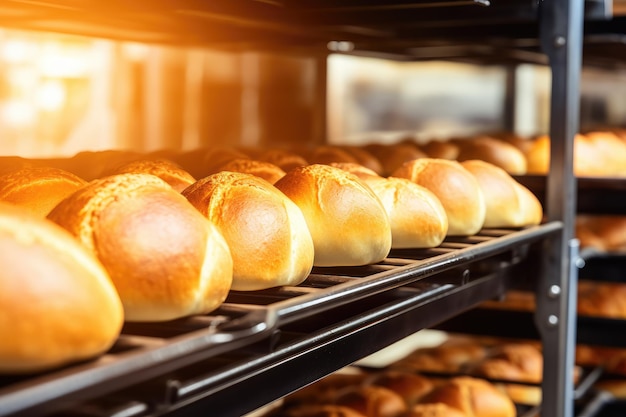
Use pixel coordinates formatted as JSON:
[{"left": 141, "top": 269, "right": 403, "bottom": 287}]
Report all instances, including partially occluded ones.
[
  {"left": 331, "top": 163, "right": 448, "bottom": 249},
  {"left": 0, "top": 167, "right": 87, "bottom": 218},
  {"left": 577, "top": 281, "right": 626, "bottom": 319},
  {"left": 0, "top": 156, "right": 33, "bottom": 176},
  {"left": 272, "top": 405, "right": 367, "bottom": 417},
  {"left": 334, "top": 386, "right": 407, "bottom": 417},
  {"left": 455, "top": 136, "right": 527, "bottom": 175},
  {"left": 420, "top": 377, "right": 515, "bottom": 417},
  {"left": 421, "top": 141, "right": 460, "bottom": 161},
  {"left": 576, "top": 215, "right": 626, "bottom": 251},
  {"left": 183, "top": 171, "right": 314, "bottom": 290},
  {"left": 368, "top": 142, "right": 427, "bottom": 176},
  {"left": 274, "top": 164, "right": 391, "bottom": 266},
  {"left": 107, "top": 159, "right": 196, "bottom": 192},
  {"left": 527, "top": 132, "right": 626, "bottom": 177},
  {"left": 48, "top": 173, "right": 233, "bottom": 322},
  {"left": 460, "top": 160, "right": 542, "bottom": 228},
  {"left": 392, "top": 343, "right": 487, "bottom": 374},
  {"left": 391, "top": 159, "right": 486, "bottom": 236},
  {"left": 0, "top": 202, "right": 123, "bottom": 373},
  {"left": 309, "top": 146, "right": 360, "bottom": 166},
  {"left": 217, "top": 158, "right": 286, "bottom": 184},
  {"left": 64, "top": 150, "right": 141, "bottom": 180},
  {"left": 259, "top": 149, "right": 309, "bottom": 172},
  {"left": 404, "top": 403, "right": 467, "bottom": 417},
  {"left": 341, "top": 146, "right": 384, "bottom": 175},
  {"left": 200, "top": 147, "right": 250, "bottom": 177},
  {"left": 366, "top": 371, "right": 434, "bottom": 406}
]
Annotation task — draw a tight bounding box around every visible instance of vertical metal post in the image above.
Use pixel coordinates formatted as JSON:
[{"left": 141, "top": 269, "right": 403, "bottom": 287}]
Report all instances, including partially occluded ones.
[
  {"left": 312, "top": 53, "right": 328, "bottom": 146},
  {"left": 503, "top": 65, "right": 517, "bottom": 133},
  {"left": 536, "top": 0, "right": 583, "bottom": 416}
]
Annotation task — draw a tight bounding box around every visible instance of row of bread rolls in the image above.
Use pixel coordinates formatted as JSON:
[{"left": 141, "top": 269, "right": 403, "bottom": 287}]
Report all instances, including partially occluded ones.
[
  {"left": 0, "top": 140, "right": 543, "bottom": 374},
  {"left": 576, "top": 215, "right": 626, "bottom": 252},
  {"left": 482, "top": 281, "right": 626, "bottom": 320},
  {"left": 268, "top": 369, "right": 516, "bottom": 417}
]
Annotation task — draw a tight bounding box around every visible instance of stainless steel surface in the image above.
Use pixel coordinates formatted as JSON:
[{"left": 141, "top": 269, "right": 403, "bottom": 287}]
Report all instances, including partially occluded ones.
[{"left": 536, "top": 0, "right": 583, "bottom": 414}]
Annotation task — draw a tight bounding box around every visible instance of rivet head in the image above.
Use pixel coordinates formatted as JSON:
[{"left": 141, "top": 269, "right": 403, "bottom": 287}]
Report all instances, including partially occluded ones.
[
  {"left": 549, "top": 285, "right": 561, "bottom": 298},
  {"left": 554, "top": 36, "right": 566, "bottom": 47},
  {"left": 548, "top": 315, "right": 559, "bottom": 326}
]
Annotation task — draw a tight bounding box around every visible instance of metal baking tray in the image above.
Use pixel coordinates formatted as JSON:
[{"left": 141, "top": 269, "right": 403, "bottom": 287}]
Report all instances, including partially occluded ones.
[{"left": 0, "top": 223, "right": 559, "bottom": 417}]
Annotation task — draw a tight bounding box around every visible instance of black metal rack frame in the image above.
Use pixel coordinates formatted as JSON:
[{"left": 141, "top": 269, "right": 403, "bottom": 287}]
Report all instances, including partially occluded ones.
[
  {"left": 0, "top": 1, "right": 593, "bottom": 416},
  {"left": 0, "top": 225, "right": 559, "bottom": 417}
]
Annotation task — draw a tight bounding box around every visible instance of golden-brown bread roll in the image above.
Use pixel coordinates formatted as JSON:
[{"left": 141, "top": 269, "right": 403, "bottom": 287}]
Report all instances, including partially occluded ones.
[
  {"left": 183, "top": 171, "right": 314, "bottom": 290},
  {"left": 402, "top": 403, "right": 467, "bottom": 417},
  {"left": 420, "top": 377, "right": 515, "bottom": 417},
  {"left": 217, "top": 158, "right": 286, "bottom": 184},
  {"left": 275, "top": 164, "right": 391, "bottom": 266},
  {"left": 341, "top": 146, "right": 384, "bottom": 175},
  {"left": 527, "top": 132, "right": 626, "bottom": 177},
  {"left": 284, "top": 372, "right": 370, "bottom": 407},
  {"left": 0, "top": 156, "right": 34, "bottom": 176},
  {"left": 48, "top": 173, "right": 233, "bottom": 322},
  {"left": 472, "top": 343, "right": 543, "bottom": 384},
  {"left": 421, "top": 141, "right": 460, "bottom": 161},
  {"left": 577, "top": 281, "right": 626, "bottom": 319},
  {"left": 259, "top": 149, "right": 309, "bottom": 172},
  {"left": 460, "top": 160, "right": 542, "bottom": 228},
  {"left": 106, "top": 159, "right": 196, "bottom": 193},
  {"left": 366, "top": 371, "right": 434, "bottom": 406},
  {"left": 0, "top": 167, "right": 87, "bottom": 218},
  {"left": 392, "top": 343, "right": 487, "bottom": 374},
  {"left": 455, "top": 137, "right": 527, "bottom": 175},
  {"left": 333, "top": 164, "right": 447, "bottom": 248},
  {"left": 0, "top": 202, "right": 123, "bottom": 373},
  {"left": 63, "top": 150, "right": 142, "bottom": 181},
  {"left": 576, "top": 215, "right": 626, "bottom": 251},
  {"left": 391, "top": 159, "right": 486, "bottom": 236},
  {"left": 272, "top": 405, "right": 367, "bottom": 417},
  {"left": 367, "top": 142, "right": 427, "bottom": 176},
  {"left": 334, "top": 386, "right": 408, "bottom": 417},
  {"left": 309, "top": 146, "right": 360, "bottom": 166},
  {"left": 498, "top": 383, "right": 541, "bottom": 406},
  {"left": 200, "top": 147, "right": 251, "bottom": 178}
]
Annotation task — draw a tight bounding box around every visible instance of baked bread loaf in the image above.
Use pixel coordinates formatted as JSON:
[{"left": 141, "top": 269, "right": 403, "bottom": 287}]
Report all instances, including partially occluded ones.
[
  {"left": 577, "top": 281, "right": 626, "bottom": 319},
  {"left": 259, "top": 149, "right": 309, "bottom": 172},
  {"left": 471, "top": 343, "right": 543, "bottom": 384},
  {"left": 576, "top": 215, "right": 626, "bottom": 251},
  {"left": 217, "top": 158, "right": 286, "bottom": 184},
  {"left": 275, "top": 164, "right": 391, "bottom": 266},
  {"left": 0, "top": 202, "right": 123, "bottom": 373},
  {"left": 48, "top": 173, "right": 233, "bottom": 322},
  {"left": 391, "top": 343, "right": 487, "bottom": 374},
  {"left": 309, "top": 146, "right": 359, "bottom": 166},
  {"left": 420, "top": 377, "right": 515, "bottom": 417},
  {"left": 333, "top": 386, "right": 408, "bottom": 417},
  {"left": 0, "top": 167, "right": 87, "bottom": 217},
  {"left": 331, "top": 163, "right": 447, "bottom": 249},
  {"left": 403, "top": 403, "right": 467, "bottom": 417},
  {"left": 367, "top": 142, "right": 427, "bottom": 176},
  {"left": 366, "top": 371, "right": 434, "bottom": 406},
  {"left": 460, "top": 160, "right": 542, "bottom": 228},
  {"left": 183, "top": 171, "right": 314, "bottom": 290},
  {"left": 341, "top": 146, "right": 384, "bottom": 175},
  {"left": 455, "top": 136, "right": 527, "bottom": 175},
  {"left": 271, "top": 405, "right": 367, "bottom": 417},
  {"left": 421, "top": 141, "right": 460, "bottom": 161},
  {"left": 527, "top": 132, "right": 626, "bottom": 177},
  {"left": 391, "top": 159, "right": 486, "bottom": 236},
  {"left": 106, "top": 159, "right": 196, "bottom": 193}
]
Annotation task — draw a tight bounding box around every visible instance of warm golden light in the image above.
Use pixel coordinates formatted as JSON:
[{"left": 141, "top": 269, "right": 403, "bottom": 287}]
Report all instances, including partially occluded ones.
[
  {"left": 36, "top": 80, "right": 66, "bottom": 111},
  {"left": 1, "top": 100, "right": 35, "bottom": 126}
]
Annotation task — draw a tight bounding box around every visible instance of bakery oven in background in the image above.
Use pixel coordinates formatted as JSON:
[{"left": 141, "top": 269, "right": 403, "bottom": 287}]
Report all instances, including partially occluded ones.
[{"left": 1, "top": 26, "right": 625, "bottom": 160}]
